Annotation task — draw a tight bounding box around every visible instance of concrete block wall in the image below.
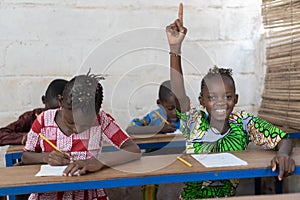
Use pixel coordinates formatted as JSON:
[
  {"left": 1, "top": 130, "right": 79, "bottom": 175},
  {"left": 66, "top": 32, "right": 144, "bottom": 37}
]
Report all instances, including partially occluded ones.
[{"left": 0, "top": 0, "right": 265, "bottom": 129}]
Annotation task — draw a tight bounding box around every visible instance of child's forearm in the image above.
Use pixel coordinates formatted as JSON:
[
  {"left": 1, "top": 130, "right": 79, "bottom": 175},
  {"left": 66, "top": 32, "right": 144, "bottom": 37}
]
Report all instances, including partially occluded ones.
[
  {"left": 98, "top": 139, "right": 141, "bottom": 168},
  {"left": 80, "top": 158, "right": 105, "bottom": 172},
  {"left": 170, "top": 54, "right": 190, "bottom": 112},
  {"left": 277, "top": 138, "right": 293, "bottom": 156},
  {"left": 98, "top": 151, "right": 141, "bottom": 169},
  {"left": 21, "top": 151, "right": 50, "bottom": 165}
]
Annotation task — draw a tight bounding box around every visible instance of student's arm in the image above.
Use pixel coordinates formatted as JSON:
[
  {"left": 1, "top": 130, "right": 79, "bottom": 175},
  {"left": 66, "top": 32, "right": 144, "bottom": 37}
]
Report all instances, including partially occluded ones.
[
  {"left": 166, "top": 3, "right": 190, "bottom": 113},
  {"left": 0, "top": 129, "right": 26, "bottom": 145},
  {"left": 233, "top": 111, "right": 296, "bottom": 181},
  {"left": 62, "top": 112, "right": 142, "bottom": 176},
  {"left": 21, "top": 151, "right": 49, "bottom": 164},
  {"left": 0, "top": 108, "right": 43, "bottom": 145},
  {"left": 23, "top": 139, "right": 141, "bottom": 176},
  {"left": 98, "top": 138, "right": 141, "bottom": 167},
  {"left": 22, "top": 150, "right": 71, "bottom": 165},
  {"left": 271, "top": 138, "right": 295, "bottom": 180},
  {"left": 63, "top": 139, "right": 142, "bottom": 176}
]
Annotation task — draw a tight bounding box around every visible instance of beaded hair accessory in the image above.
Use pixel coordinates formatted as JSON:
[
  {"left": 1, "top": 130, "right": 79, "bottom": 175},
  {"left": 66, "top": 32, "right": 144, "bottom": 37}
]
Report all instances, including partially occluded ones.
[
  {"left": 208, "top": 65, "right": 233, "bottom": 76},
  {"left": 72, "top": 70, "right": 105, "bottom": 107},
  {"left": 86, "top": 68, "right": 105, "bottom": 81},
  {"left": 61, "top": 69, "right": 105, "bottom": 110},
  {"left": 200, "top": 65, "right": 235, "bottom": 97}
]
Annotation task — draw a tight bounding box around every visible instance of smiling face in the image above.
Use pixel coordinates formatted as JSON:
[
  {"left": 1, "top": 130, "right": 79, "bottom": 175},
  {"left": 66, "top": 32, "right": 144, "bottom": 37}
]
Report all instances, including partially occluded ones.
[{"left": 199, "top": 76, "right": 238, "bottom": 126}]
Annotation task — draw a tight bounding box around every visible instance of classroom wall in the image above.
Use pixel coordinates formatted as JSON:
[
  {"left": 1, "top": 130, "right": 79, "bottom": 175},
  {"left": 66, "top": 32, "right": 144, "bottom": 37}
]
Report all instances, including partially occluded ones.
[{"left": 0, "top": 0, "right": 264, "bottom": 129}]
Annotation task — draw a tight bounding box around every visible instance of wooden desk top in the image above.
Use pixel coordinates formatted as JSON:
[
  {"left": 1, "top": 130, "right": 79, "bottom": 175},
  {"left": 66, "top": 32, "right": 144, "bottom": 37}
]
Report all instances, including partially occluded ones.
[{"left": 1, "top": 148, "right": 300, "bottom": 195}]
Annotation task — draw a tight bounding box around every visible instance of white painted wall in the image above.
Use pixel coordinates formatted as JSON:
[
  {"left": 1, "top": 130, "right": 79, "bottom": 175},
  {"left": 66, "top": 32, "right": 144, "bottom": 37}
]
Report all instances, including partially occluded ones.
[{"left": 0, "top": 0, "right": 265, "bottom": 129}]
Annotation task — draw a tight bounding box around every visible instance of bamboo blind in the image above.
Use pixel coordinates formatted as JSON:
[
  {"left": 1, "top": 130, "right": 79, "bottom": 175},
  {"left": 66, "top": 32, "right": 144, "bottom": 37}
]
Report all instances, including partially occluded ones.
[{"left": 259, "top": 0, "right": 300, "bottom": 131}]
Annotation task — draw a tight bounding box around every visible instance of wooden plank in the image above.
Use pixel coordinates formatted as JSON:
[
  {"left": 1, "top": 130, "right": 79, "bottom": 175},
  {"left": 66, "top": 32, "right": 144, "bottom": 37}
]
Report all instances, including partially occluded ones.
[{"left": 0, "top": 148, "right": 300, "bottom": 189}]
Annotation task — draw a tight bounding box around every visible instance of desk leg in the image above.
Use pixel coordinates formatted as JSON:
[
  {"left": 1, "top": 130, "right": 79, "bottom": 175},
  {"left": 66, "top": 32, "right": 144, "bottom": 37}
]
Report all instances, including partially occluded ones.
[
  {"left": 275, "top": 178, "right": 283, "bottom": 194},
  {"left": 254, "top": 177, "right": 261, "bottom": 195}
]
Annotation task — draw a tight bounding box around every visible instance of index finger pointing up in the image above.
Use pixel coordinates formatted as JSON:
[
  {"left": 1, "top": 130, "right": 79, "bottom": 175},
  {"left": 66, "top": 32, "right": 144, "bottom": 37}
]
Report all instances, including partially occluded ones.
[{"left": 178, "top": 3, "right": 183, "bottom": 22}]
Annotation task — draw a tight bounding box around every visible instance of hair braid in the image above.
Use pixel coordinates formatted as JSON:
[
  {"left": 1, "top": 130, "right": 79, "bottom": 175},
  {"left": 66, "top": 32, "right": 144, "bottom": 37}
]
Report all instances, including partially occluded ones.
[
  {"left": 200, "top": 65, "right": 236, "bottom": 96},
  {"left": 62, "top": 72, "right": 104, "bottom": 114}
]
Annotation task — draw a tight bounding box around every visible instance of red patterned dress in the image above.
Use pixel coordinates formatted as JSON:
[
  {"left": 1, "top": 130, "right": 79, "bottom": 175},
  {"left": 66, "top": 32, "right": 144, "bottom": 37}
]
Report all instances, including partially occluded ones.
[{"left": 24, "top": 109, "right": 130, "bottom": 200}]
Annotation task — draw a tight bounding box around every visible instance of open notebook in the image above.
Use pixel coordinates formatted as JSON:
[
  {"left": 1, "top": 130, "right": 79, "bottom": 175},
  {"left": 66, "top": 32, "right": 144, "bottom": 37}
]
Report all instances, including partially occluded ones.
[{"left": 191, "top": 152, "right": 248, "bottom": 168}]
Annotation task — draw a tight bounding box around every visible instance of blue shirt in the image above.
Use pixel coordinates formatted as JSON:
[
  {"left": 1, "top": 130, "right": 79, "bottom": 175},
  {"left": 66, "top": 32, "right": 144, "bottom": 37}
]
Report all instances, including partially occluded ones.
[{"left": 130, "top": 107, "right": 180, "bottom": 129}]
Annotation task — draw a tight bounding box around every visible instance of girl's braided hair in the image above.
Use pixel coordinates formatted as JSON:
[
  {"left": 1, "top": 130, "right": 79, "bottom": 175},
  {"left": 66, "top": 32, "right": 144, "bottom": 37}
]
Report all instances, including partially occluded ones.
[
  {"left": 62, "top": 71, "right": 104, "bottom": 114},
  {"left": 200, "top": 65, "right": 236, "bottom": 96}
]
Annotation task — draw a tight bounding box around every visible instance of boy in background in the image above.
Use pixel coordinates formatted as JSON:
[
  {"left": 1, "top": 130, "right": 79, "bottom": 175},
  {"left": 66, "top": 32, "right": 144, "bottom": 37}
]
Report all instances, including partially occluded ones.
[
  {"left": 0, "top": 79, "right": 67, "bottom": 146},
  {"left": 126, "top": 80, "right": 180, "bottom": 135}
]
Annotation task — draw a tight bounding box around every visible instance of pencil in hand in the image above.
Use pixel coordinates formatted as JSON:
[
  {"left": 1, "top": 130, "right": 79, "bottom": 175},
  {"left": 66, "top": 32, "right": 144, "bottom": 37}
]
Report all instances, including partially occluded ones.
[
  {"left": 154, "top": 111, "right": 170, "bottom": 125},
  {"left": 38, "top": 133, "right": 73, "bottom": 162}
]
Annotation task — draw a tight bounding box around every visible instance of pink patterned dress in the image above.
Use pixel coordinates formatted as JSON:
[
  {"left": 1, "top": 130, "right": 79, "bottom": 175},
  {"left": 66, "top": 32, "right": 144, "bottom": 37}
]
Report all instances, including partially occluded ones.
[{"left": 24, "top": 109, "right": 130, "bottom": 200}]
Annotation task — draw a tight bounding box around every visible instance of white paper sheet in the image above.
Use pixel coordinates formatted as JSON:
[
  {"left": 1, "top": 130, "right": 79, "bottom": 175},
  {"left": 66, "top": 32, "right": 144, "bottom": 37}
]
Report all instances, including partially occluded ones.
[
  {"left": 191, "top": 152, "right": 248, "bottom": 168},
  {"left": 35, "top": 165, "right": 68, "bottom": 176}
]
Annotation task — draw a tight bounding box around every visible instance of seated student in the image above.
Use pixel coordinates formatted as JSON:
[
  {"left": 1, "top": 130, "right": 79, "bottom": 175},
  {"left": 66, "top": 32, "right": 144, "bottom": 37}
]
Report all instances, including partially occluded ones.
[
  {"left": 21, "top": 72, "right": 141, "bottom": 200},
  {"left": 126, "top": 80, "right": 180, "bottom": 135},
  {"left": 166, "top": 4, "right": 295, "bottom": 199},
  {"left": 126, "top": 80, "right": 181, "bottom": 200},
  {"left": 0, "top": 79, "right": 67, "bottom": 146}
]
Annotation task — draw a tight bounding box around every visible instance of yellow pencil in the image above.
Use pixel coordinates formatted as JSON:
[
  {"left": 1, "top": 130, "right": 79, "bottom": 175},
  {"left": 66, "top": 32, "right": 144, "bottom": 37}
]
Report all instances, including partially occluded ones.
[
  {"left": 177, "top": 156, "right": 193, "bottom": 167},
  {"left": 38, "top": 133, "right": 71, "bottom": 159},
  {"left": 154, "top": 111, "right": 170, "bottom": 125}
]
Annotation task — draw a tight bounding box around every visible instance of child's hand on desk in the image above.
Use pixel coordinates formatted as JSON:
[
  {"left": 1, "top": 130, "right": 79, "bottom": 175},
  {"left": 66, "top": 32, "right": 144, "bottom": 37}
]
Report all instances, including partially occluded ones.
[
  {"left": 63, "top": 158, "right": 104, "bottom": 176},
  {"left": 48, "top": 150, "right": 72, "bottom": 166},
  {"left": 271, "top": 153, "right": 295, "bottom": 181},
  {"left": 160, "top": 124, "right": 177, "bottom": 133}
]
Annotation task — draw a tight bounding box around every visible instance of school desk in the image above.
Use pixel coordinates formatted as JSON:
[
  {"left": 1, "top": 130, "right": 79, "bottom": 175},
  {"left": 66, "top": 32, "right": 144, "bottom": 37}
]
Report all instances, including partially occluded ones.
[
  {"left": 5, "top": 132, "right": 300, "bottom": 167},
  {"left": 0, "top": 148, "right": 299, "bottom": 196},
  {"left": 4, "top": 133, "right": 185, "bottom": 167}
]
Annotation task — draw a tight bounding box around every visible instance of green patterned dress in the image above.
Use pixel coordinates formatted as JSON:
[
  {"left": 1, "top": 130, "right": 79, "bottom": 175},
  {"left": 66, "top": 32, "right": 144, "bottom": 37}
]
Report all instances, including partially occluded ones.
[{"left": 178, "top": 107, "right": 288, "bottom": 200}]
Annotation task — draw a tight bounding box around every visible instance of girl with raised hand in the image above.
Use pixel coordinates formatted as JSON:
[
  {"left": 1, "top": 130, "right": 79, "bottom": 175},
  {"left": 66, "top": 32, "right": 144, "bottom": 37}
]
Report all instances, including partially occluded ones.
[{"left": 166, "top": 3, "right": 295, "bottom": 199}]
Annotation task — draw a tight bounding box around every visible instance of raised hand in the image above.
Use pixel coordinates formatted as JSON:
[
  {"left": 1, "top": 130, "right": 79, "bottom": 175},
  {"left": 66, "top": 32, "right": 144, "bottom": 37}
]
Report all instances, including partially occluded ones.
[{"left": 166, "top": 3, "right": 187, "bottom": 55}]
